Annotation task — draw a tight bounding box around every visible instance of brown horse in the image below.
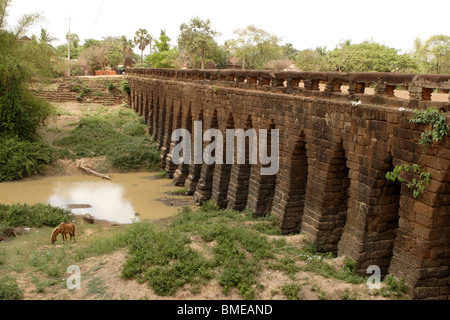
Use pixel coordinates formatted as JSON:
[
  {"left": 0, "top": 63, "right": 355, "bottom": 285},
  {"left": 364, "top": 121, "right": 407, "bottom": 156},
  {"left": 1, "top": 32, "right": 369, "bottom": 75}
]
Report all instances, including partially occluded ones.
[{"left": 51, "top": 223, "right": 76, "bottom": 244}]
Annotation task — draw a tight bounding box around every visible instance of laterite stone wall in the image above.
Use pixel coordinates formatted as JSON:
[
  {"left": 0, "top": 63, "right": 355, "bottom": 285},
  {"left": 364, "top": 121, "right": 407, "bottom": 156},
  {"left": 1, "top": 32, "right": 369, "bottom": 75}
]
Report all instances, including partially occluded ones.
[{"left": 127, "top": 69, "right": 450, "bottom": 300}]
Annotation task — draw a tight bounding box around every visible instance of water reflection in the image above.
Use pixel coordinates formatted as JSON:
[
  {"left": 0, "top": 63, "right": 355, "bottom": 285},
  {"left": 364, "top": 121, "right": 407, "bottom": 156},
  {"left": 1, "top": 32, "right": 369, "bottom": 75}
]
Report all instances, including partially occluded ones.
[
  {"left": 48, "top": 181, "right": 136, "bottom": 224},
  {"left": 0, "top": 173, "right": 185, "bottom": 224}
]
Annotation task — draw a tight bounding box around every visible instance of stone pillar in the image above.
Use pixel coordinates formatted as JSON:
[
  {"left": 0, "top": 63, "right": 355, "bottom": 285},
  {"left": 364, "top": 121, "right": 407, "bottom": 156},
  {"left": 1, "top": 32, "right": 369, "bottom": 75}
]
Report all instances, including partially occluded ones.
[
  {"left": 388, "top": 139, "right": 450, "bottom": 299},
  {"left": 247, "top": 126, "right": 278, "bottom": 217},
  {"left": 211, "top": 114, "right": 235, "bottom": 208},
  {"left": 226, "top": 115, "right": 253, "bottom": 211},
  {"left": 300, "top": 137, "right": 350, "bottom": 254},
  {"left": 272, "top": 136, "right": 308, "bottom": 234},
  {"left": 173, "top": 107, "right": 193, "bottom": 186},
  {"left": 226, "top": 163, "right": 252, "bottom": 211},
  {"left": 337, "top": 158, "right": 401, "bottom": 275},
  {"left": 152, "top": 97, "right": 160, "bottom": 144},
  {"left": 160, "top": 102, "right": 174, "bottom": 170},
  {"left": 389, "top": 196, "right": 450, "bottom": 300},
  {"left": 157, "top": 99, "right": 166, "bottom": 149},
  {"left": 184, "top": 111, "right": 204, "bottom": 194},
  {"left": 192, "top": 110, "right": 218, "bottom": 203}
]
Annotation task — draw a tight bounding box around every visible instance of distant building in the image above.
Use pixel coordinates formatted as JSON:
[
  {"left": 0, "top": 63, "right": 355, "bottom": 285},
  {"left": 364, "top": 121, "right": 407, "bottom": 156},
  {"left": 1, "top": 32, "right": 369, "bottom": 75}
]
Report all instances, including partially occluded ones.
[{"left": 18, "top": 36, "right": 32, "bottom": 42}]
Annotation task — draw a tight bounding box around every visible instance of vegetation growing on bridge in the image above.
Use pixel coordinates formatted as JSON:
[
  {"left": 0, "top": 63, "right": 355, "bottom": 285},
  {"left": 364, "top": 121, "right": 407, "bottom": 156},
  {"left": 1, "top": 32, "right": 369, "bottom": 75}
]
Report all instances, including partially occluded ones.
[{"left": 386, "top": 108, "right": 449, "bottom": 198}]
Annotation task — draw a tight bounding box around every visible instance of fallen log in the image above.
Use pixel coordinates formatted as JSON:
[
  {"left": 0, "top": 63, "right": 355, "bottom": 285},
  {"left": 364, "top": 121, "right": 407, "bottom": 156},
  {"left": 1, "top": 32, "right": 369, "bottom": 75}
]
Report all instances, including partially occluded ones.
[{"left": 78, "top": 163, "right": 111, "bottom": 180}]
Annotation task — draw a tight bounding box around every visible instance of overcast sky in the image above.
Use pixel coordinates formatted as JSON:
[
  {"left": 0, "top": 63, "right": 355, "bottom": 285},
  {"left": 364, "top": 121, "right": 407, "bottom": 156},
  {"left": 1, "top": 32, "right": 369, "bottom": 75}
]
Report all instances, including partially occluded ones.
[{"left": 5, "top": 0, "right": 450, "bottom": 54}]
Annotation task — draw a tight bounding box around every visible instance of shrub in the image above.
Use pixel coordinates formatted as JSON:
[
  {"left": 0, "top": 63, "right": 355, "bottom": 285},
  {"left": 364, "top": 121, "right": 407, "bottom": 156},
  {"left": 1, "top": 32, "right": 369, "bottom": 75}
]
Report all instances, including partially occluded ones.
[
  {"left": 0, "top": 203, "right": 73, "bottom": 228},
  {"left": 0, "top": 136, "right": 54, "bottom": 182},
  {"left": 120, "top": 80, "right": 131, "bottom": 94}
]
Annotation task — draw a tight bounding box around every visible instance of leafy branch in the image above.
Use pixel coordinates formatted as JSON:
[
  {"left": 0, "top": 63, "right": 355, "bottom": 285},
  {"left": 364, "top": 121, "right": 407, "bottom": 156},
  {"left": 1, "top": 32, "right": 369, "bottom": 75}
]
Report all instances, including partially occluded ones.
[
  {"left": 410, "top": 107, "right": 450, "bottom": 153},
  {"left": 386, "top": 108, "right": 449, "bottom": 199},
  {"left": 386, "top": 164, "right": 432, "bottom": 199}
]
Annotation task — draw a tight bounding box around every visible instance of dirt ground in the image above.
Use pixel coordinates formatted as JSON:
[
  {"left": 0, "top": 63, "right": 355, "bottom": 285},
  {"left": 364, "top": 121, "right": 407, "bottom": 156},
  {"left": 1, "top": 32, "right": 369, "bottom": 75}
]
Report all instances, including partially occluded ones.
[{"left": 18, "top": 233, "right": 386, "bottom": 301}]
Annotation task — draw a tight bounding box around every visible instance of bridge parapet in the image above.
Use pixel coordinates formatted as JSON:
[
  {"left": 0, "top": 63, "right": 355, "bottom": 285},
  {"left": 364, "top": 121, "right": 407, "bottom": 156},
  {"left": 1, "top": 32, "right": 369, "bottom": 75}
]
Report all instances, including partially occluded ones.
[{"left": 128, "top": 67, "right": 450, "bottom": 110}]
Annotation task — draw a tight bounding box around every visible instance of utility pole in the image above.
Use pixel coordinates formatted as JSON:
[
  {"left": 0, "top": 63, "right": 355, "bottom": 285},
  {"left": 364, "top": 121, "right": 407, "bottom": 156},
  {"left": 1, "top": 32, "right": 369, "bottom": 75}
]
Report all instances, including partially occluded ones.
[{"left": 67, "top": 16, "right": 71, "bottom": 77}]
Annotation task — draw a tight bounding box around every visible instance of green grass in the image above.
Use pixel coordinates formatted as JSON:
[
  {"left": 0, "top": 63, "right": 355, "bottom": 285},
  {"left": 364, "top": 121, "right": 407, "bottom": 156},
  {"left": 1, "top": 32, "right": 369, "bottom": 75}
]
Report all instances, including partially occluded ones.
[
  {"left": 281, "top": 283, "right": 303, "bottom": 300},
  {"left": 0, "top": 206, "right": 129, "bottom": 298},
  {"left": 0, "top": 201, "right": 397, "bottom": 300},
  {"left": 120, "top": 201, "right": 367, "bottom": 299},
  {"left": 53, "top": 107, "right": 160, "bottom": 172},
  {"left": 0, "top": 276, "right": 24, "bottom": 300}
]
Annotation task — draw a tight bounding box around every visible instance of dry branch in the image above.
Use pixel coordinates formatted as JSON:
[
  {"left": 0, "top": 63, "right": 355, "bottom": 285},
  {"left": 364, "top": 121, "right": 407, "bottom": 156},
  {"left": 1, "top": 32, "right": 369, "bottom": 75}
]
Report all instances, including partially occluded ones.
[{"left": 78, "top": 163, "right": 111, "bottom": 180}]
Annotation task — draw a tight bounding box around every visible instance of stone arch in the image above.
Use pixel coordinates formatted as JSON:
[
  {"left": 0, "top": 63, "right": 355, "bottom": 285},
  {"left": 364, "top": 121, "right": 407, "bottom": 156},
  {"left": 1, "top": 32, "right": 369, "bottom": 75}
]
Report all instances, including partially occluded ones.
[
  {"left": 301, "top": 138, "right": 350, "bottom": 254},
  {"left": 338, "top": 151, "right": 402, "bottom": 274},
  {"left": 212, "top": 112, "right": 235, "bottom": 208},
  {"left": 153, "top": 96, "right": 161, "bottom": 144},
  {"left": 147, "top": 92, "right": 155, "bottom": 134},
  {"left": 160, "top": 100, "right": 174, "bottom": 173},
  {"left": 227, "top": 114, "right": 254, "bottom": 211},
  {"left": 247, "top": 119, "right": 279, "bottom": 217},
  {"left": 165, "top": 103, "right": 183, "bottom": 178},
  {"left": 185, "top": 108, "right": 204, "bottom": 195},
  {"left": 193, "top": 108, "right": 219, "bottom": 203},
  {"left": 173, "top": 103, "right": 193, "bottom": 186},
  {"left": 272, "top": 131, "right": 309, "bottom": 233},
  {"left": 157, "top": 98, "right": 167, "bottom": 149}
]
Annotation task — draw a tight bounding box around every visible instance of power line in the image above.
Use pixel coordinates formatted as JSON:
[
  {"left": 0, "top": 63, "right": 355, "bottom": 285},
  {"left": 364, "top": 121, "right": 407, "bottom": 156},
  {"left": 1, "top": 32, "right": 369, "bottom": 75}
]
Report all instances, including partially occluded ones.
[{"left": 91, "top": 0, "right": 105, "bottom": 36}]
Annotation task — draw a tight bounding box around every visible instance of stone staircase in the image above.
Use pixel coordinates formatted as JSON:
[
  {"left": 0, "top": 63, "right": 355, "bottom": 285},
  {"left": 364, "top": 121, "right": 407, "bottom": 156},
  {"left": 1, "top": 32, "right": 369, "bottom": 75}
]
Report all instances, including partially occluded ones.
[{"left": 32, "top": 76, "right": 127, "bottom": 106}]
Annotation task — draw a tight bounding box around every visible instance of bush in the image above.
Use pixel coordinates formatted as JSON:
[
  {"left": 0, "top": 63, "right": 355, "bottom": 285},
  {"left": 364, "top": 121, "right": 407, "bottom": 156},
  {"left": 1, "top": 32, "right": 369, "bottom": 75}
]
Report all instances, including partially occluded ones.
[
  {"left": 0, "top": 136, "right": 54, "bottom": 182},
  {"left": 120, "top": 80, "right": 131, "bottom": 94},
  {"left": 0, "top": 87, "right": 53, "bottom": 141},
  {"left": 0, "top": 203, "right": 73, "bottom": 228}
]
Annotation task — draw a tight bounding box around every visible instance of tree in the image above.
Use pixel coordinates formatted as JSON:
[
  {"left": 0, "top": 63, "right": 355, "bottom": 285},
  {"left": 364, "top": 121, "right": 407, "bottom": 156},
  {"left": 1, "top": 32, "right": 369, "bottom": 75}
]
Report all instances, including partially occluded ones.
[
  {"left": 178, "top": 17, "right": 219, "bottom": 69},
  {"left": 1, "top": 0, "right": 42, "bottom": 38},
  {"left": 326, "top": 40, "right": 417, "bottom": 72},
  {"left": 78, "top": 44, "right": 107, "bottom": 74},
  {"left": 56, "top": 33, "right": 81, "bottom": 60},
  {"left": 281, "top": 43, "right": 299, "bottom": 60},
  {"left": 228, "top": 25, "right": 282, "bottom": 70},
  {"left": 134, "top": 28, "right": 151, "bottom": 67},
  {"left": 146, "top": 30, "right": 177, "bottom": 68},
  {"left": 294, "top": 48, "right": 329, "bottom": 71},
  {"left": 413, "top": 35, "right": 450, "bottom": 74},
  {"left": 0, "top": 5, "right": 53, "bottom": 141},
  {"left": 121, "top": 35, "right": 134, "bottom": 67},
  {"left": 37, "top": 27, "right": 56, "bottom": 45},
  {"left": 0, "top": 0, "right": 11, "bottom": 30}
]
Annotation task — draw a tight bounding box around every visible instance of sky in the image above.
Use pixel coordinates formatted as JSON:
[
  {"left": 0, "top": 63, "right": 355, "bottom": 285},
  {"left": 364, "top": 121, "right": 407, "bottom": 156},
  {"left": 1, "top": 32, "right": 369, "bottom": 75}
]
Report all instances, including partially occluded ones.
[{"left": 5, "top": 0, "right": 450, "bottom": 54}]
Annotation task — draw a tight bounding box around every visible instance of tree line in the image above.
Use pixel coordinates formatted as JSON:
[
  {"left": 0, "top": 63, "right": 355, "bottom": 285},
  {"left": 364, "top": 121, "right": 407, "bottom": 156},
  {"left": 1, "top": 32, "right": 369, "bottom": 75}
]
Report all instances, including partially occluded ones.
[{"left": 3, "top": 4, "right": 448, "bottom": 75}]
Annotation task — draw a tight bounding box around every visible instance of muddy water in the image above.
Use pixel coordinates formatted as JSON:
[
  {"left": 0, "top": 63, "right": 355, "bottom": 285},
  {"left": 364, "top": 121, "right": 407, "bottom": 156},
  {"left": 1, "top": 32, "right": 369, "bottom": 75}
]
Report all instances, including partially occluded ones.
[{"left": 0, "top": 173, "right": 188, "bottom": 224}]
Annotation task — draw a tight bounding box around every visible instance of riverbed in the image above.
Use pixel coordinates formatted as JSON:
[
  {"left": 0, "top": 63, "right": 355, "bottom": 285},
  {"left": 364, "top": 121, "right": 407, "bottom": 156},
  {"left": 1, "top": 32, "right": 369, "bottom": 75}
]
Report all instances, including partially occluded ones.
[{"left": 0, "top": 172, "right": 192, "bottom": 224}]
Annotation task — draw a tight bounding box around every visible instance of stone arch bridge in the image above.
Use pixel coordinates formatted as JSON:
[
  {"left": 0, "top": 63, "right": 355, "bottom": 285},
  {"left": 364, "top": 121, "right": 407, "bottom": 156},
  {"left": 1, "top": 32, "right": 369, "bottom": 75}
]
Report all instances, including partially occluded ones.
[{"left": 126, "top": 68, "right": 450, "bottom": 300}]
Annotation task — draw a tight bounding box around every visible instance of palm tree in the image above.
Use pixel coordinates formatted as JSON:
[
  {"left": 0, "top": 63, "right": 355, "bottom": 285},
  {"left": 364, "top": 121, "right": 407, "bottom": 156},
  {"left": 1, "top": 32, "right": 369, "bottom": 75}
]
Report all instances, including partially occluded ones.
[
  {"left": 134, "top": 29, "right": 151, "bottom": 67},
  {"left": 38, "top": 28, "right": 56, "bottom": 46}
]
